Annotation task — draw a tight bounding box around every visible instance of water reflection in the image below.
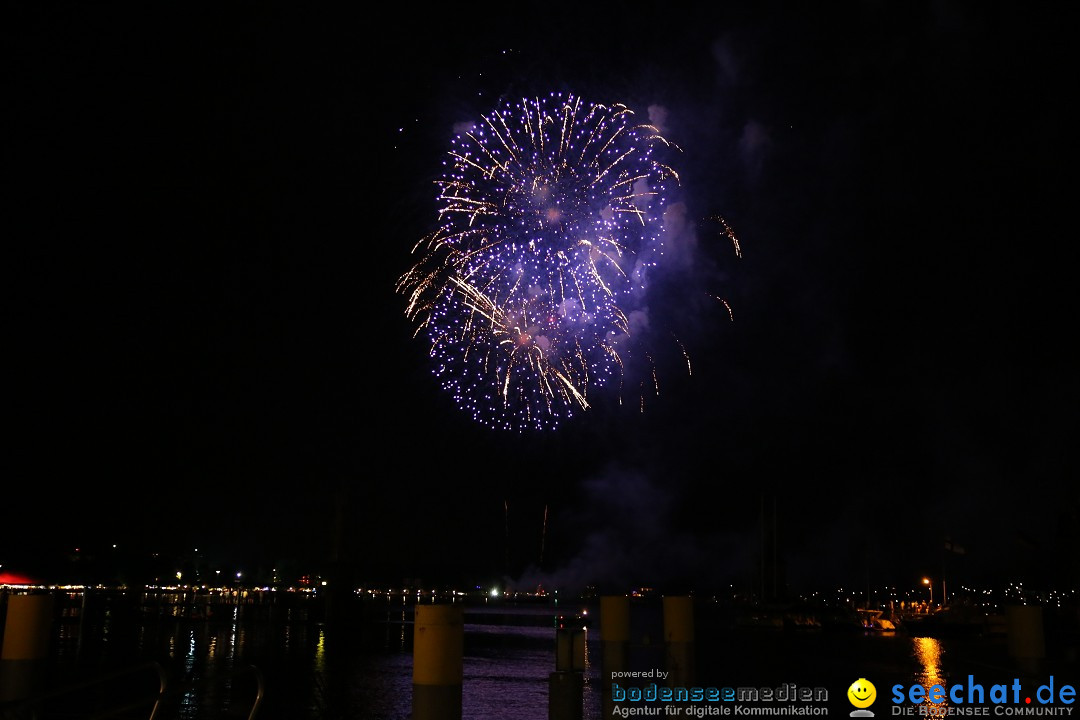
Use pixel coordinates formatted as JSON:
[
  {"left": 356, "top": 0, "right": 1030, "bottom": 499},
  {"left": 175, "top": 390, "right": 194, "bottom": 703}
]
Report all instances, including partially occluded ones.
[
  {"left": 313, "top": 628, "right": 326, "bottom": 675},
  {"left": 35, "top": 589, "right": 1032, "bottom": 720},
  {"left": 180, "top": 630, "right": 197, "bottom": 713},
  {"left": 913, "top": 636, "right": 949, "bottom": 716}
]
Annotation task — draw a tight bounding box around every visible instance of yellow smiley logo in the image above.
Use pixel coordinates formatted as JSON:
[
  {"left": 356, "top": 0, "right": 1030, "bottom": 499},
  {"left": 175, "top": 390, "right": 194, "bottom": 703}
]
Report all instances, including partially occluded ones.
[{"left": 847, "top": 678, "right": 877, "bottom": 708}]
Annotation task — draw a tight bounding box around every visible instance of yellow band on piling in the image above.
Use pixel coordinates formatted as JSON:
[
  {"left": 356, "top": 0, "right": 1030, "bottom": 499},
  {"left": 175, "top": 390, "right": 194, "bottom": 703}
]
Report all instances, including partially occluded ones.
[
  {"left": 412, "top": 604, "right": 464, "bottom": 686},
  {"left": 1, "top": 594, "right": 54, "bottom": 661},
  {"left": 600, "top": 596, "right": 630, "bottom": 643},
  {"left": 663, "top": 596, "right": 695, "bottom": 644}
]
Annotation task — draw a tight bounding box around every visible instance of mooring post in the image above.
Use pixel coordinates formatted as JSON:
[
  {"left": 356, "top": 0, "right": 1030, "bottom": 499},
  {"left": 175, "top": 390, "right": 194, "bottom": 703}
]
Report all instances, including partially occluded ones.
[
  {"left": 600, "top": 595, "right": 630, "bottom": 718},
  {"left": 1006, "top": 604, "right": 1045, "bottom": 675},
  {"left": 0, "top": 592, "right": 55, "bottom": 705},
  {"left": 550, "top": 612, "right": 586, "bottom": 719},
  {"left": 412, "top": 603, "right": 464, "bottom": 720},
  {"left": 663, "top": 595, "right": 695, "bottom": 688}
]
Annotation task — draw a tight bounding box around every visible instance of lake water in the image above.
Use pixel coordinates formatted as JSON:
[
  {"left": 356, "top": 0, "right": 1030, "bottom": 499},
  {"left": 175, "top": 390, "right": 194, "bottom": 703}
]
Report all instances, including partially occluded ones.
[{"left": 3, "top": 589, "right": 1077, "bottom": 719}]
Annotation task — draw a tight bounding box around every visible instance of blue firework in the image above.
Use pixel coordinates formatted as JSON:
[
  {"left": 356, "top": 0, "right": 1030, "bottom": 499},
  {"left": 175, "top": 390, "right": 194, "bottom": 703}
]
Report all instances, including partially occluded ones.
[{"left": 398, "top": 92, "right": 681, "bottom": 431}]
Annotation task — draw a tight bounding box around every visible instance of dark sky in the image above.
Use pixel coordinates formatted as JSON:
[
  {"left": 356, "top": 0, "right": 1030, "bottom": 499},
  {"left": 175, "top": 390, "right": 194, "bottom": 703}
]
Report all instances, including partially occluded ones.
[{"left": 6, "top": 3, "right": 1076, "bottom": 596}]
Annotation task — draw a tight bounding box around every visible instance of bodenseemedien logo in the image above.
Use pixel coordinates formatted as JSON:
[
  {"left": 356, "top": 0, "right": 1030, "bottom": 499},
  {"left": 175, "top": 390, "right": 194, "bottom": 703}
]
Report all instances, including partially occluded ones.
[
  {"left": 609, "top": 679, "right": 829, "bottom": 715},
  {"left": 849, "top": 678, "right": 877, "bottom": 717}
]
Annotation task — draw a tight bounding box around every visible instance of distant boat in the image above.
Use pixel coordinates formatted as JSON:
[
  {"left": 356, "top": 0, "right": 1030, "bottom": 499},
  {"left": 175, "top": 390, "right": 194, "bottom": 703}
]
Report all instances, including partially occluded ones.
[
  {"left": 900, "top": 606, "right": 987, "bottom": 637},
  {"left": 856, "top": 608, "right": 897, "bottom": 632}
]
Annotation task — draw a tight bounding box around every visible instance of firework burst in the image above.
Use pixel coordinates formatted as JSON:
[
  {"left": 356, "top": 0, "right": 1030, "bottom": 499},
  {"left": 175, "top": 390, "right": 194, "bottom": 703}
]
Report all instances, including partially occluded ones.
[{"left": 397, "top": 92, "right": 689, "bottom": 431}]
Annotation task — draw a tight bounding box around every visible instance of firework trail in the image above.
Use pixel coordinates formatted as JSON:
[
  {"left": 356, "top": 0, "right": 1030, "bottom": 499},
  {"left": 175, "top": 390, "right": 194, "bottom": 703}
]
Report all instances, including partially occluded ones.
[{"left": 397, "top": 92, "right": 688, "bottom": 431}]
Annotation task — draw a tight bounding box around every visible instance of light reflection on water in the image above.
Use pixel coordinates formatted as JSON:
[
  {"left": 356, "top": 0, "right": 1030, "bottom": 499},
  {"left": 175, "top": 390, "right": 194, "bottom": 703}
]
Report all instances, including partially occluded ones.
[
  {"left": 313, "top": 627, "right": 326, "bottom": 675},
  {"left": 173, "top": 618, "right": 250, "bottom": 719},
  {"left": 913, "top": 636, "right": 949, "bottom": 716}
]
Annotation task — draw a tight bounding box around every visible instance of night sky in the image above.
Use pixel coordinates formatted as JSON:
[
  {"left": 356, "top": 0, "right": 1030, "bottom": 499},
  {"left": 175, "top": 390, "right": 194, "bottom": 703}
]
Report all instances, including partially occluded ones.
[{"left": 7, "top": 3, "right": 1076, "bottom": 596}]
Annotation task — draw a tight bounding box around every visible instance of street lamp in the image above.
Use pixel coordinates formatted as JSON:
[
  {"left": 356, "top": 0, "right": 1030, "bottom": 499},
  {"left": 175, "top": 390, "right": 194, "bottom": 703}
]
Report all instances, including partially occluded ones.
[{"left": 922, "top": 577, "right": 933, "bottom": 605}]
